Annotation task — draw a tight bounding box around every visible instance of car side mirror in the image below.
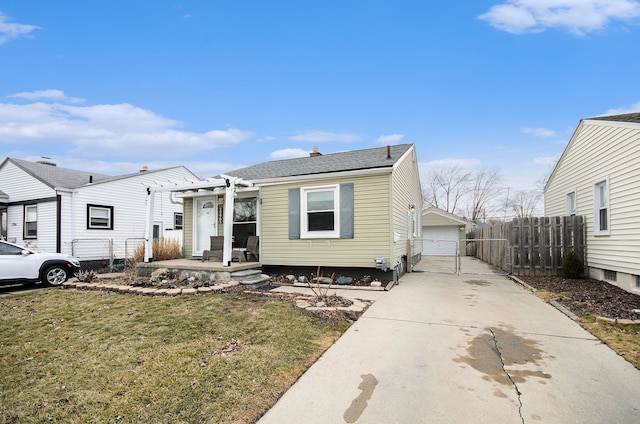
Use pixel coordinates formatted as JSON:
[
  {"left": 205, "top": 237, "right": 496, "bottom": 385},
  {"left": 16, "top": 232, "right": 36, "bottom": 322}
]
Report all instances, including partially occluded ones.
[{"left": 21, "top": 250, "right": 31, "bottom": 256}]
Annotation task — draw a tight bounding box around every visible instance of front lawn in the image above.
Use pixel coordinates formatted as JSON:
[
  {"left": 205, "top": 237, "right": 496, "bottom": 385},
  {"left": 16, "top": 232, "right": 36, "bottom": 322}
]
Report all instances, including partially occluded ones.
[{"left": 0, "top": 288, "right": 349, "bottom": 423}]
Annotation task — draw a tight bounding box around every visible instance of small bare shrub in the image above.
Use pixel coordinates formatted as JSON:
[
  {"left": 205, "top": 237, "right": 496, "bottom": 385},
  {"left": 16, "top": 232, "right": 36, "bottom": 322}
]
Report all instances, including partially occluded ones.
[
  {"left": 131, "top": 238, "right": 182, "bottom": 263},
  {"left": 75, "top": 270, "right": 98, "bottom": 283}
]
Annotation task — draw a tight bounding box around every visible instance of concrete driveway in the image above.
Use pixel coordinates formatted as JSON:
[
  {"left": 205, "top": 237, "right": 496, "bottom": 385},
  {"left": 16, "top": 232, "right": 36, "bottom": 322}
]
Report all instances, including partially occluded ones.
[{"left": 259, "top": 263, "right": 640, "bottom": 423}]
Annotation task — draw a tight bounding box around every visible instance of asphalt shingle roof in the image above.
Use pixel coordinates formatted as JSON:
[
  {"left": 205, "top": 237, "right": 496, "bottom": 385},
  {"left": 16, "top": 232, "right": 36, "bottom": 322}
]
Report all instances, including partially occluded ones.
[
  {"left": 226, "top": 144, "right": 414, "bottom": 181},
  {"left": 5, "top": 158, "right": 191, "bottom": 190},
  {"left": 588, "top": 113, "right": 640, "bottom": 124},
  {"left": 7, "top": 158, "right": 112, "bottom": 189}
]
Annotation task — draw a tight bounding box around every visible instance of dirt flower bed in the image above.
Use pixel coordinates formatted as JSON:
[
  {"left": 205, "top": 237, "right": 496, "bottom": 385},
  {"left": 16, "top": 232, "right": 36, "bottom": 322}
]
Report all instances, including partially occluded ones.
[{"left": 518, "top": 275, "right": 640, "bottom": 320}]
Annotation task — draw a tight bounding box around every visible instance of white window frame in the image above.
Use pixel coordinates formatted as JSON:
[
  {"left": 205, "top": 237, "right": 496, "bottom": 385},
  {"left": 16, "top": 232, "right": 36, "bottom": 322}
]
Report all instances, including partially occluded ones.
[
  {"left": 24, "top": 204, "right": 37, "bottom": 239},
  {"left": 88, "top": 204, "right": 113, "bottom": 230},
  {"left": 566, "top": 190, "right": 576, "bottom": 216},
  {"left": 301, "top": 185, "right": 340, "bottom": 239},
  {"left": 593, "top": 178, "right": 609, "bottom": 236}
]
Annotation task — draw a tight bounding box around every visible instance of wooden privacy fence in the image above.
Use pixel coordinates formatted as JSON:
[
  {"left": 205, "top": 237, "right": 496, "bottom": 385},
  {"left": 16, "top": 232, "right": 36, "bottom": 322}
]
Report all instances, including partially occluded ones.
[{"left": 472, "top": 216, "right": 586, "bottom": 276}]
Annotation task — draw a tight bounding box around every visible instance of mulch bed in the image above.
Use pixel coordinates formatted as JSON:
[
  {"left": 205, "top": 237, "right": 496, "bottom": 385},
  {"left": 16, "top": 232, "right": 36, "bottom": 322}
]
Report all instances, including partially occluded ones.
[{"left": 518, "top": 276, "right": 640, "bottom": 320}]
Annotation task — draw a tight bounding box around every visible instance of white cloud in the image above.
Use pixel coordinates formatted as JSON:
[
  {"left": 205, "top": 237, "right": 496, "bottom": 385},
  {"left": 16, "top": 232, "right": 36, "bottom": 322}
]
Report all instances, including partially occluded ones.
[
  {"left": 533, "top": 154, "right": 561, "bottom": 166},
  {"left": 601, "top": 101, "right": 640, "bottom": 115},
  {"left": 0, "top": 92, "right": 253, "bottom": 159},
  {"left": 375, "top": 134, "right": 404, "bottom": 145},
  {"left": 423, "top": 158, "right": 482, "bottom": 169},
  {"left": 6, "top": 89, "right": 85, "bottom": 104},
  {"left": 269, "top": 148, "right": 310, "bottom": 160},
  {"left": 521, "top": 127, "right": 557, "bottom": 137},
  {"left": 478, "top": 0, "right": 640, "bottom": 35},
  {"left": 289, "top": 130, "right": 362, "bottom": 143},
  {"left": 0, "top": 12, "right": 41, "bottom": 45}
]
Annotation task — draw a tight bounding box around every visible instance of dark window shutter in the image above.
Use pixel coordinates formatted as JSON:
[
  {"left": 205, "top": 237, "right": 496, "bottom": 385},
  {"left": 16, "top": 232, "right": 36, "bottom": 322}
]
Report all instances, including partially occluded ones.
[
  {"left": 340, "top": 183, "right": 354, "bottom": 239},
  {"left": 288, "top": 188, "right": 300, "bottom": 239}
]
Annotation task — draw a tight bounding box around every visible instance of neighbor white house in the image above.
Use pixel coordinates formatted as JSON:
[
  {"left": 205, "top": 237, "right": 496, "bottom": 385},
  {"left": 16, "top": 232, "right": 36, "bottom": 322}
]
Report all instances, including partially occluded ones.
[
  {"left": 544, "top": 112, "right": 640, "bottom": 294},
  {"left": 0, "top": 157, "right": 199, "bottom": 266}
]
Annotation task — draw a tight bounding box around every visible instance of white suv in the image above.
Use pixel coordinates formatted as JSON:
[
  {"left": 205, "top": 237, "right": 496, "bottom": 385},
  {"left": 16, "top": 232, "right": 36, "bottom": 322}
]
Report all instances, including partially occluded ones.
[{"left": 0, "top": 240, "right": 81, "bottom": 286}]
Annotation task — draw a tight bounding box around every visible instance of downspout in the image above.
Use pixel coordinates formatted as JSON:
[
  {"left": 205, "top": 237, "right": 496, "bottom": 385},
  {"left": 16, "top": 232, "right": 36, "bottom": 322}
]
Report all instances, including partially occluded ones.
[{"left": 56, "top": 195, "right": 62, "bottom": 253}]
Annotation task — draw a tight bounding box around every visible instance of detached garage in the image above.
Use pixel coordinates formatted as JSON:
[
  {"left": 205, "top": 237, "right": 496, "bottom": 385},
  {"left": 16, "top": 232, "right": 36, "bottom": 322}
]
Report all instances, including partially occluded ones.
[{"left": 422, "top": 207, "right": 474, "bottom": 256}]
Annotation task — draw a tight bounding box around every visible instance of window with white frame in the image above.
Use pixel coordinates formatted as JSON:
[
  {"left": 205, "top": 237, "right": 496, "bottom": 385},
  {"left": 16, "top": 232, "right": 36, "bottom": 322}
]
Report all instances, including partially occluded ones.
[
  {"left": 301, "top": 185, "right": 339, "bottom": 238},
  {"left": 87, "top": 204, "right": 113, "bottom": 229},
  {"left": 24, "top": 204, "right": 37, "bottom": 239},
  {"left": 593, "top": 179, "right": 609, "bottom": 235},
  {"left": 566, "top": 190, "right": 576, "bottom": 216}
]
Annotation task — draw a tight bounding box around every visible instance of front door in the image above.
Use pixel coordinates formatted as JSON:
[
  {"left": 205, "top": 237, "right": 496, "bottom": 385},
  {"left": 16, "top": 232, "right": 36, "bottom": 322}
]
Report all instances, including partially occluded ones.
[{"left": 194, "top": 198, "right": 217, "bottom": 256}]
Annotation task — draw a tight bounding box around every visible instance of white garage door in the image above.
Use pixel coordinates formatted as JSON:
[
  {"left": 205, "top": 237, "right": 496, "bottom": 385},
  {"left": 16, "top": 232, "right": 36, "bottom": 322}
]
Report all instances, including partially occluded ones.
[{"left": 422, "top": 226, "right": 459, "bottom": 255}]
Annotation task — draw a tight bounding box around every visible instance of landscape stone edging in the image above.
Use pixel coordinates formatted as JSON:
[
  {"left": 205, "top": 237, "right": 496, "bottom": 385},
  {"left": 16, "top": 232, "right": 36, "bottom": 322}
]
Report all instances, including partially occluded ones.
[
  {"left": 61, "top": 281, "right": 370, "bottom": 316},
  {"left": 509, "top": 275, "right": 640, "bottom": 326},
  {"left": 62, "top": 280, "right": 240, "bottom": 295}
]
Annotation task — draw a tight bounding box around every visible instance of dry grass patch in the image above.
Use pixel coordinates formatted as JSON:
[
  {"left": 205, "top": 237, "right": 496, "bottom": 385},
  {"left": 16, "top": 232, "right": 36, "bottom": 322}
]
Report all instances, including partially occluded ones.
[
  {"left": 0, "top": 289, "right": 350, "bottom": 423},
  {"left": 580, "top": 316, "right": 640, "bottom": 370}
]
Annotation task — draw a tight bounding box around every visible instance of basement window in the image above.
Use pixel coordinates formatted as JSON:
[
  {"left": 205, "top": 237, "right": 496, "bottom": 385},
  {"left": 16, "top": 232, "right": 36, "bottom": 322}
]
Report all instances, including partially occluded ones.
[
  {"left": 635, "top": 275, "right": 640, "bottom": 289},
  {"left": 603, "top": 269, "right": 617, "bottom": 282}
]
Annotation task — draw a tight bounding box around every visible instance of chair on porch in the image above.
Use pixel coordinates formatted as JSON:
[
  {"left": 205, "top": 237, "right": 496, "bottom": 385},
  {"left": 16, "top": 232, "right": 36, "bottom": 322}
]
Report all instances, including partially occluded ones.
[
  {"left": 202, "top": 236, "right": 224, "bottom": 261},
  {"left": 245, "top": 236, "right": 259, "bottom": 261}
]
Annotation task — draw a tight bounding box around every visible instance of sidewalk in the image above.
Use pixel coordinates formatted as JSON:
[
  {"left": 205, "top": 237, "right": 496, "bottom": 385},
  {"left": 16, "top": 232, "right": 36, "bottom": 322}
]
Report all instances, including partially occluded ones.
[{"left": 258, "top": 269, "right": 640, "bottom": 423}]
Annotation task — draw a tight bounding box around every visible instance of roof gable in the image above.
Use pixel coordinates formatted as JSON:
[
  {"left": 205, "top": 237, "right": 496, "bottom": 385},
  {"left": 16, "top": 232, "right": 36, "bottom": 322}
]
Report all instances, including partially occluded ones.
[
  {"left": 2, "top": 158, "right": 198, "bottom": 190},
  {"left": 225, "top": 144, "right": 414, "bottom": 181},
  {"left": 545, "top": 113, "right": 640, "bottom": 191},
  {"left": 5, "top": 158, "right": 112, "bottom": 189},
  {"left": 422, "top": 206, "right": 472, "bottom": 226}
]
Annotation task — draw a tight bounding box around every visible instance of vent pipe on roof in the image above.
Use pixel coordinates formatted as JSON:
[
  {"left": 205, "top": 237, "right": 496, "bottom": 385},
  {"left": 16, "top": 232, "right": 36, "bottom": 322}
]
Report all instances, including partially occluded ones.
[
  {"left": 36, "top": 156, "right": 57, "bottom": 166},
  {"left": 140, "top": 165, "right": 149, "bottom": 172},
  {"left": 310, "top": 147, "right": 322, "bottom": 157},
  {"left": 89, "top": 176, "right": 93, "bottom": 183},
  {"left": 386, "top": 145, "right": 391, "bottom": 159}
]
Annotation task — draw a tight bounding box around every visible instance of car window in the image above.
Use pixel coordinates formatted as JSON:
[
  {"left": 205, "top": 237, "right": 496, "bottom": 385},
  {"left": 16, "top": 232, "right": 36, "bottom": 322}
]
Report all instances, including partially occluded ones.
[{"left": 0, "top": 242, "right": 24, "bottom": 255}]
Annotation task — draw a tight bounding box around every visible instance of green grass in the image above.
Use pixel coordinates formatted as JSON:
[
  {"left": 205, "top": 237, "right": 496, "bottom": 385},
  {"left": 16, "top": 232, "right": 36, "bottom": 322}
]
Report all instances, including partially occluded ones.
[{"left": 1, "top": 289, "right": 350, "bottom": 423}]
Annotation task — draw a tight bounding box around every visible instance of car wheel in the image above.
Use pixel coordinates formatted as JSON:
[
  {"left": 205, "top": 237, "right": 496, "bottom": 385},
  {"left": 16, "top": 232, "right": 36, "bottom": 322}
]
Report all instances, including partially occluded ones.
[{"left": 42, "top": 265, "right": 69, "bottom": 286}]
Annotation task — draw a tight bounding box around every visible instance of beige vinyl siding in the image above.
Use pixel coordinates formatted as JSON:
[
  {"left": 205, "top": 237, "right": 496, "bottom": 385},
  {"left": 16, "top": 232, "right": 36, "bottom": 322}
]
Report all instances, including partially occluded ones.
[
  {"left": 391, "top": 147, "right": 423, "bottom": 266},
  {"left": 545, "top": 121, "right": 640, "bottom": 276},
  {"left": 260, "top": 173, "right": 392, "bottom": 268}
]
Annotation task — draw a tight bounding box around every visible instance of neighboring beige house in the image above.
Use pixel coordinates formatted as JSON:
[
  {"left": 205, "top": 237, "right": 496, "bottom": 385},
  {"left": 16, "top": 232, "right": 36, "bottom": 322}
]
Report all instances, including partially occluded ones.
[
  {"left": 421, "top": 206, "right": 474, "bottom": 256},
  {"left": 0, "top": 157, "right": 198, "bottom": 267},
  {"left": 544, "top": 112, "right": 640, "bottom": 294},
  {"left": 148, "top": 144, "right": 423, "bottom": 281}
]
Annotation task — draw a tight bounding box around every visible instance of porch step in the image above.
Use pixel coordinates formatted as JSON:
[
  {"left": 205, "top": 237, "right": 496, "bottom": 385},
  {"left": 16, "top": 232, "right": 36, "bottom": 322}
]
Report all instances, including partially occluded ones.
[
  {"left": 238, "top": 275, "right": 271, "bottom": 289},
  {"left": 231, "top": 269, "right": 262, "bottom": 279}
]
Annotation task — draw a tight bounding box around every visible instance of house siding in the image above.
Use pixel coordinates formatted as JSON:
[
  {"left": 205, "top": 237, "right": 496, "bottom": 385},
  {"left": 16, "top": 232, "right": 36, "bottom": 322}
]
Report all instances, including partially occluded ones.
[
  {"left": 260, "top": 173, "right": 392, "bottom": 268},
  {"left": 0, "top": 162, "right": 57, "bottom": 246},
  {"left": 67, "top": 168, "right": 192, "bottom": 260},
  {"left": 391, "top": 146, "right": 423, "bottom": 268},
  {"left": 545, "top": 120, "right": 640, "bottom": 292}
]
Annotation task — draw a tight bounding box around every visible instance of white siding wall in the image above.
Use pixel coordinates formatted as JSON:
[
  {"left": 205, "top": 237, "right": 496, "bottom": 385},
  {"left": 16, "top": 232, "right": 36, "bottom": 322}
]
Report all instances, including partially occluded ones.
[
  {"left": 67, "top": 167, "right": 193, "bottom": 260},
  {"left": 545, "top": 121, "right": 640, "bottom": 292},
  {"left": 0, "top": 162, "right": 57, "bottom": 247}
]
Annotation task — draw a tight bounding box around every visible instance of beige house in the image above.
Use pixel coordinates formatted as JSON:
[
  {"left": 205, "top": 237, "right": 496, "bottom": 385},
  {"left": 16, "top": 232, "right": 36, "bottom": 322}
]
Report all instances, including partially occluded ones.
[
  {"left": 147, "top": 144, "right": 423, "bottom": 281},
  {"left": 544, "top": 112, "right": 640, "bottom": 294},
  {"left": 421, "top": 206, "right": 474, "bottom": 256}
]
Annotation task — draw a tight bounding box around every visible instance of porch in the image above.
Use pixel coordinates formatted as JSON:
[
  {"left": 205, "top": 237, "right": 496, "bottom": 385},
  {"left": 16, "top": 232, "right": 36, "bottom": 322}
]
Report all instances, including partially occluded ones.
[{"left": 137, "top": 258, "right": 263, "bottom": 283}]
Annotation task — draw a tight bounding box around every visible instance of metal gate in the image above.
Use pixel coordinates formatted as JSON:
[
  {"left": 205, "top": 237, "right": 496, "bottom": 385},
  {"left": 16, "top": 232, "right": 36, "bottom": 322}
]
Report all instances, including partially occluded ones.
[
  {"left": 414, "top": 238, "right": 511, "bottom": 275},
  {"left": 415, "top": 239, "right": 459, "bottom": 274}
]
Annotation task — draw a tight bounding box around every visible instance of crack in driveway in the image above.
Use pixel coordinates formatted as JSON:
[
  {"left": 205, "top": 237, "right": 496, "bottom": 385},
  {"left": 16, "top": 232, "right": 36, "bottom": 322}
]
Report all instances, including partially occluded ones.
[{"left": 490, "top": 328, "right": 525, "bottom": 424}]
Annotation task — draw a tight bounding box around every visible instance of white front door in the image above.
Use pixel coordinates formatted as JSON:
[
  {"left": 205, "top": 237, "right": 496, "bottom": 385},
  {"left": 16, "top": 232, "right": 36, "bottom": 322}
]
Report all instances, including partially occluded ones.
[{"left": 194, "top": 198, "right": 217, "bottom": 256}]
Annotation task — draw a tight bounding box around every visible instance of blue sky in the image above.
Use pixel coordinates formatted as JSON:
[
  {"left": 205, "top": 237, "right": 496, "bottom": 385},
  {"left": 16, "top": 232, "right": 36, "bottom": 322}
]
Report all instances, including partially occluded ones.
[{"left": 2, "top": 1, "right": 640, "bottom": 198}]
